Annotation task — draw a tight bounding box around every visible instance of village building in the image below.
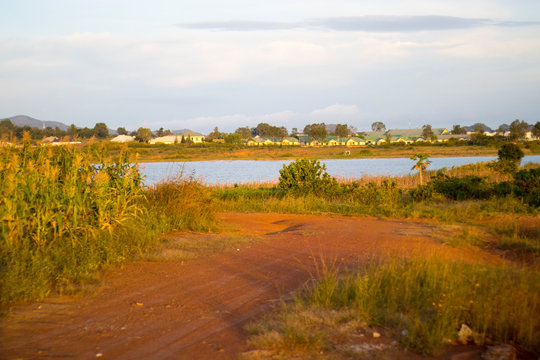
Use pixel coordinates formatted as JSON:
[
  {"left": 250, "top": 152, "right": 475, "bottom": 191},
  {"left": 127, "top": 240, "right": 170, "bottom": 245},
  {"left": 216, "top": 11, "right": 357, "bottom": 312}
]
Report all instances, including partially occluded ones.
[{"left": 111, "top": 135, "right": 135, "bottom": 143}]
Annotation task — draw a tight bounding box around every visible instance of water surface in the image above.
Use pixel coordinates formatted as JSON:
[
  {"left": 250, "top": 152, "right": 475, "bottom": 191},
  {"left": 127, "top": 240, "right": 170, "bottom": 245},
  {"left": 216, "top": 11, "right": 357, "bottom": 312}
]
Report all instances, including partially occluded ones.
[{"left": 140, "top": 155, "right": 540, "bottom": 185}]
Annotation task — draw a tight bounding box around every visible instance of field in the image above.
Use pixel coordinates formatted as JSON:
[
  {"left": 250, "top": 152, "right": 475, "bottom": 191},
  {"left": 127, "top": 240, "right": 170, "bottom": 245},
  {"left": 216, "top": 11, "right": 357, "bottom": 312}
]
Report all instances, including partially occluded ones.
[
  {"left": 1, "top": 144, "right": 539, "bottom": 359},
  {"left": 104, "top": 141, "right": 515, "bottom": 162}
]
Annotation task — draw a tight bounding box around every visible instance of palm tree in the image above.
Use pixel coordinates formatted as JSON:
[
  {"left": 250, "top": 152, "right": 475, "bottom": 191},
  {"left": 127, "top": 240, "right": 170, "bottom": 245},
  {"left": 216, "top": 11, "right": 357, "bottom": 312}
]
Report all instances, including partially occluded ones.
[{"left": 411, "top": 153, "right": 431, "bottom": 185}]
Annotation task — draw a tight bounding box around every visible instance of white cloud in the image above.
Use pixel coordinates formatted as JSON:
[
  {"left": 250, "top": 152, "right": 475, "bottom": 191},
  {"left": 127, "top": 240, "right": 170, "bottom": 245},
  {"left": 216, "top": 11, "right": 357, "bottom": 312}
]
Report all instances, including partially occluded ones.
[{"left": 154, "top": 104, "right": 362, "bottom": 133}]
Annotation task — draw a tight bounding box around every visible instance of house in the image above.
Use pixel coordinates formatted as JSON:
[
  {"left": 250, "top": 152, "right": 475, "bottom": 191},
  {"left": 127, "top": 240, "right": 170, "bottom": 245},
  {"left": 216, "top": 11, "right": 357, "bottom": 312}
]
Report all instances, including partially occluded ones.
[
  {"left": 176, "top": 130, "right": 205, "bottom": 143},
  {"left": 346, "top": 137, "right": 366, "bottom": 146},
  {"left": 363, "top": 133, "right": 385, "bottom": 145},
  {"left": 263, "top": 138, "right": 278, "bottom": 146},
  {"left": 296, "top": 134, "right": 310, "bottom": 145},
  {"left": 111, "top": 135, "right": 135, "bottom": 143},
  {"left": 437, "top": 134, "right": 469, "bottom": 142},
  {"left": 42, "top": 136, "right": 59, "bottom": 144},
  {"left": 149, "top": 135, "right": 181, "bottom": 144},
  {"left": 281, "top": 137, "right": 300, "bottom": 146},
  {"left": 50, "top": 141, "right": 81, "bottom": 146},
  {"left": 326, "top": 137, "right": 348, "bottom": 146},
  {"left": 245, "top": 136, "right": 265, "bottom": 146}
]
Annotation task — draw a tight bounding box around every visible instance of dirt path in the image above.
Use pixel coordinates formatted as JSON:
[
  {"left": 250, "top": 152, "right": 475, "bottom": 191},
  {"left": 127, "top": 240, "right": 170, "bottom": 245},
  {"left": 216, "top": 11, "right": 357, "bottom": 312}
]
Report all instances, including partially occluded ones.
[{"left": 1, "top": 213, "right": 499, "bottom": 360}]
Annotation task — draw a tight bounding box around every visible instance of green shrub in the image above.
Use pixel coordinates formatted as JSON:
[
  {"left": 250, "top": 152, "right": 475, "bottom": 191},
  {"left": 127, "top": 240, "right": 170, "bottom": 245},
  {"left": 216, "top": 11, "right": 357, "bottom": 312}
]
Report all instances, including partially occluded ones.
[
  {"left": 513, "top": 168, "right": 540, "bottom": 207},
  {"left": 278, "top": 159, "right": 336, "bottom": 195},
  {"left": 431, "top": 175, "right": 496, "bottom": 201},
  {"left": 491, "top": 143, "right": 525, "bottom": 174},
  {"left": 409, "top": 183, "right": 435, "bottom": 201}
]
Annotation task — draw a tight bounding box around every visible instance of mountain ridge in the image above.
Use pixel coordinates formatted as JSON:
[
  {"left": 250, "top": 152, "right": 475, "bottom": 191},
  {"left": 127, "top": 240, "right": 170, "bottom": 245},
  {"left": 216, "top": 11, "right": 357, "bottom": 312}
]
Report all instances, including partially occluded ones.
[{"left": 6, "top": 115, "right": 70, "bottom": 131}]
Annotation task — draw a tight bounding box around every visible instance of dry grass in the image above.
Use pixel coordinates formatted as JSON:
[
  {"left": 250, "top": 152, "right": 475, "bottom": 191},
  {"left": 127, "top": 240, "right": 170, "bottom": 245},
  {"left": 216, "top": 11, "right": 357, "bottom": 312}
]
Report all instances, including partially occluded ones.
[{"left": 245, "top": 256, "right": 540, "bottom": 358}]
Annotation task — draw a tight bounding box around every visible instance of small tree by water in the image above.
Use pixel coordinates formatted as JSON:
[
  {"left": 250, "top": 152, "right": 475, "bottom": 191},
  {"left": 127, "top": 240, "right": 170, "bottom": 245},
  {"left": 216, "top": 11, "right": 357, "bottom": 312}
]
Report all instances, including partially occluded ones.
[
  {"left": 411, "top": 153, "right": 431, "bottom": 185},
  {"left": 491, "top": 143, "right": 524, "bottom": 175}
]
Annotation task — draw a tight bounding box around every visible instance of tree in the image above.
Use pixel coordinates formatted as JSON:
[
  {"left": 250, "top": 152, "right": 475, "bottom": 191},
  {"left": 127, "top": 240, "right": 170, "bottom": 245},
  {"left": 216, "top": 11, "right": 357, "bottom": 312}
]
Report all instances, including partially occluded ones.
[
  {"left": 333, "top": 124, "right": 349, "bottom": 137},
  {"left": 473, "top": 123, "right": 484, "bottom": 134},
  {"left": 78, "top": 127, "right": 94, "bottom": 139},
  {"left": 304, "top": 123, "right": 327, "bottom": 141},
  {"left": 371, "top": 121, "right": 386, "bottom": 132},
  {"left": 411, "top": 153, "right": 431, "bottom": 185},
  {"left": 224, "top": 133, "right": 242, "bottom": 144},
  {"left": 135, "top": 127, "right": 152, "bottom": 143},
  {"left": 509, "top": 119, "right": 529, "bottom": 141},
  {"left": 235, "top": 127, "right": 252, "bottom": 139},
  {"left": 253, "top": 123, "right": 287, "bottom": 139},
  {"left": 93, "top": 122, "right": 109, "bottom": 139},
  {"left": 117, "top": 127, "right": 128, "bottom": 135},
  {"left": 384, "top": 131, "right": 392, "bottom": 144},
  {"left": 451, "top": 125, "right": 466, "bottom": 135},
  {"left": 206, "top": 126, "right": 224, "bottom": 141},
  {"left": 421, "top": 124, "right": 436, "bottom": 141},
  {"left": 533, "top": 121, "right": 540, "bottom": 139},
  {"left": 493, "top": 143, "right": 524, "bottom": 174}
]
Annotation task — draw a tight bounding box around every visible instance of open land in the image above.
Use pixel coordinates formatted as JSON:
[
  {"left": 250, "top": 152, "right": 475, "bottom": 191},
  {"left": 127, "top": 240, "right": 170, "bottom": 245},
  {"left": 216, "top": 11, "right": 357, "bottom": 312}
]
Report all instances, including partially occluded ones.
[
  {"left": 121, "top": 143, "right": 512, "bottom": 162},
  {"left": 1, "top": 212, "right": 531, "bottom": 360}
]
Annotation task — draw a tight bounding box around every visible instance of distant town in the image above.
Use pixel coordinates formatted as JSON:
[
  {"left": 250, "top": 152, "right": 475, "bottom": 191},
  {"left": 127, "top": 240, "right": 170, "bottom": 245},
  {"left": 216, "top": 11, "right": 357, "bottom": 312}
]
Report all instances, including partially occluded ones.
[{"left": 1, "top": 114, "right": 539, "bottom": 147}]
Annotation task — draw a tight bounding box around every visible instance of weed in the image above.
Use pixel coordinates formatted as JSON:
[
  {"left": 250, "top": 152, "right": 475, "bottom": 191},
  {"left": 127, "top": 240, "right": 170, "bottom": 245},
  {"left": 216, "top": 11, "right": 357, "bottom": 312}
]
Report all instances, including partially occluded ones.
[{"left": 247, "top": 257, "right": 540, "bottom": 357}]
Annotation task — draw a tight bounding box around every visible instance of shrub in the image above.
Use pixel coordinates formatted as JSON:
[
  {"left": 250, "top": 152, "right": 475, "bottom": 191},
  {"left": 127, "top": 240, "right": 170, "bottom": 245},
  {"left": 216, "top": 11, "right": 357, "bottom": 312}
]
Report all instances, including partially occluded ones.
[
  {"left": 513, "top": 168, "right": 540, "bottom": 207},
  {"left": 431, "top": 175, "right": 496, "bottom": 201},
  {"left": 492, "top": 143, "right": 524, "bottom": 174},
  {"left": 278, "top": 159, "right": 336, "bottom": 195}
]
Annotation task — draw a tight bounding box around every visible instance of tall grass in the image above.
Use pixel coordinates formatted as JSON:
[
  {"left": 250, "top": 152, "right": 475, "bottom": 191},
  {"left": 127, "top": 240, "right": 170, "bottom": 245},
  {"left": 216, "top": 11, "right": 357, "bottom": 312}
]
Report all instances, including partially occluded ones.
[
  {"left": 247, "top": 257, "right": 540, "bottom": 357},
  {"left": 0, "top": 141, "right": 216, "bottom": 304},
  {"left": 215, "top": 161, "right": 539, "bottom": 223}
]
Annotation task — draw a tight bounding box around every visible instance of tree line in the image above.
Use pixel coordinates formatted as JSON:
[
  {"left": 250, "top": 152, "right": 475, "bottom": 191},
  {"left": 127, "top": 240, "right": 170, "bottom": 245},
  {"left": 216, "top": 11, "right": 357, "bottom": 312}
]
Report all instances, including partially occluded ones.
[{"left": 2, "top": 117, "right": 539, "bottom": 144}]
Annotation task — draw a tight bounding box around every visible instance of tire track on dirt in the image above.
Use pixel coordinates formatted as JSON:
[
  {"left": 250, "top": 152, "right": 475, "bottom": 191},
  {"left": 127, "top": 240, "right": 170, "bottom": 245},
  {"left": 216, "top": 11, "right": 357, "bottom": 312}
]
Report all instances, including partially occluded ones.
[{"left": 1, "top": 214, "right": 497, "bottom": 360}]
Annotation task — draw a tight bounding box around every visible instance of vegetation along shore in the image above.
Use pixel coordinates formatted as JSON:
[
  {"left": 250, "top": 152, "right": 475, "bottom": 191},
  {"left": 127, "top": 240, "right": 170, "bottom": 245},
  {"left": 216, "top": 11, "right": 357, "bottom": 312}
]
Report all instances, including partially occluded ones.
[{"left": 1, "top": 131, "right": 539, "bottom": 359}]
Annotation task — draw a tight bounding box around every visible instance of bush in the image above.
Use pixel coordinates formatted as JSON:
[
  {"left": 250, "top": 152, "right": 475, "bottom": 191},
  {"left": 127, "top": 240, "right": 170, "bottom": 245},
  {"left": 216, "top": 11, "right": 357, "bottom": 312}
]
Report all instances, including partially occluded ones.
[
  {"left": 278, "top": 159, "right": 336, "bottom": 195},
  {"left": 431, "top": 175, "right": 496, "bottom": 201},
  {"left": 491, "top": 143, "right": 525, "bottom": 174},
  {"left": 513, "top": 168, "right": 540, "bottom": 207}
]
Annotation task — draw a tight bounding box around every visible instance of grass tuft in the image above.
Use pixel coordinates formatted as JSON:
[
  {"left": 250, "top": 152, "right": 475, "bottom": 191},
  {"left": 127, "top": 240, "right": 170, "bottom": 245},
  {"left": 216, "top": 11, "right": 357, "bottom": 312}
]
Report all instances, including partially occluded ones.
[{"left": 247, "top": 257, "right": 540, "bottom": 357}]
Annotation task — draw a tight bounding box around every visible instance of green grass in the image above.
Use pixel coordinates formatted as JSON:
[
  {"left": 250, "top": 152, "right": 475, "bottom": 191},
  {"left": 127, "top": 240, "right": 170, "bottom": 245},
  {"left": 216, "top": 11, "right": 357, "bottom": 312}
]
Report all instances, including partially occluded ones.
[
  {"left": 490, "top": 220, "right": 540, "bottom": 254},
  {"left": 215, "top": 185, "right": 536, "bottom": 222},
  {"left": 246, "top": 257, "right": 540, "bottom": 357}
]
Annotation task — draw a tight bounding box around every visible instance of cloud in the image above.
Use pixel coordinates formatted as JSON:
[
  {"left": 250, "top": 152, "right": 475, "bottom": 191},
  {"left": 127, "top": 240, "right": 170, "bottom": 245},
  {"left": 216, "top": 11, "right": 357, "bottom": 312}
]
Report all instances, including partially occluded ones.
[
  {"left": 155, "top": 104, "right": 361, "bottom": 133},
  {"left": 177, "top": 15, "right": 540, "bottom": 32}
]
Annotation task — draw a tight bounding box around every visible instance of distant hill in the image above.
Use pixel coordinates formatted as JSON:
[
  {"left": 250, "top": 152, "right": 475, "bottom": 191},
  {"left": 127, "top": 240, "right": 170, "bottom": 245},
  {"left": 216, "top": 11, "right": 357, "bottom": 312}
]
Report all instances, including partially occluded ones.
[
  {"left": 463, "top": 123, "right": 493, "bottom": 133},
  {"left": 7, "top": 115, "right": 69, "bottom": 131},
  {"left": 173, "top": 129, "right": 195, "bottom": 135}
]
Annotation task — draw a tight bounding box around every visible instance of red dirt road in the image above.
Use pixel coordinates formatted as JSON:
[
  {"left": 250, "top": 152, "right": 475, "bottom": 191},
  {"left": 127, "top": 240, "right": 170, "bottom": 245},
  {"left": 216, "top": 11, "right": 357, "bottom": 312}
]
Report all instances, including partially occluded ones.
[{"left": 1, "top": 213, "right": 499, "bottom": 360}]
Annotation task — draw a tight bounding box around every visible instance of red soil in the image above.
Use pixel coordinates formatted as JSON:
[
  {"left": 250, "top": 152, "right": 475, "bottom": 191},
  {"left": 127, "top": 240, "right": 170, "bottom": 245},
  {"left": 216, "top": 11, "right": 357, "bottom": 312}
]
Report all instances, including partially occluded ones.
[{"left": 0, "top": 213, "right": 502, "bottom": 360}]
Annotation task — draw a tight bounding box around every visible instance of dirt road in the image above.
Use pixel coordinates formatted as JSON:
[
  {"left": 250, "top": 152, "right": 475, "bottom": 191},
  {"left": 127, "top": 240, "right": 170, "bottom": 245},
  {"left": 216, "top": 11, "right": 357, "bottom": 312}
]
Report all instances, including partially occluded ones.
[{"left": 1, "top": 213, "right": 497, "bottom": 359}]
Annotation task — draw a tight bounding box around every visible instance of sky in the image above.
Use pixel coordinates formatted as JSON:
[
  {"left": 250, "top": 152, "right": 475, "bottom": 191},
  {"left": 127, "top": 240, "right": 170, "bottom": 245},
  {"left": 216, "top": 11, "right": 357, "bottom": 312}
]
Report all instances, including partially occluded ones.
[{"left": 1, "top": 0, "right": 540, "bottom": 133}]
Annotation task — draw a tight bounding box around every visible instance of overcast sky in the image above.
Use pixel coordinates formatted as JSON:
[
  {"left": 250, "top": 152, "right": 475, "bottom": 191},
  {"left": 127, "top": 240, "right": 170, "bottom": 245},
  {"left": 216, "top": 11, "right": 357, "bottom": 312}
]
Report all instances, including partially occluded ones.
[{"left": 1, "top": 0, "right": 539, "bottom": 132}]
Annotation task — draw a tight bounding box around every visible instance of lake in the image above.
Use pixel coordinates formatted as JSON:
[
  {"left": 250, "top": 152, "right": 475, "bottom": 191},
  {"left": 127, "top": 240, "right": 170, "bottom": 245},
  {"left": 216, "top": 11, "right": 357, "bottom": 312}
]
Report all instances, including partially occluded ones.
[{"left": 139, "top": 155, "right": 540, "bottom": 185}]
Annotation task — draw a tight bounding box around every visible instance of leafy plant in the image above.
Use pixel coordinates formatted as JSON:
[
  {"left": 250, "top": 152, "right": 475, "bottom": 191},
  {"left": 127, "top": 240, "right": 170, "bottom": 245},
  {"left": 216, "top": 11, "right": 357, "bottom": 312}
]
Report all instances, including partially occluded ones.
[
  {"left": 278, "top": 159, "right": 336, "bottom": 195},
  {"left": 513, "top": 168, "right": 540, "bottom": 206},
  {"left": 410, "top": 153, "right": 431, "bottom": 185},
  {"left": 491, "top": 143, "right": 524, "bottom": 174},
  {"left": 431, "top": 175, "right": 496, "bottom": 201}
]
